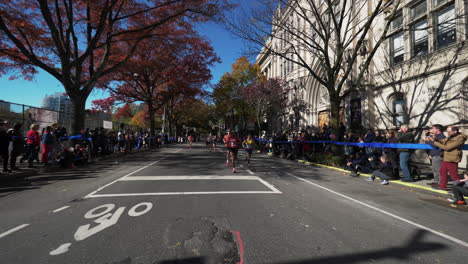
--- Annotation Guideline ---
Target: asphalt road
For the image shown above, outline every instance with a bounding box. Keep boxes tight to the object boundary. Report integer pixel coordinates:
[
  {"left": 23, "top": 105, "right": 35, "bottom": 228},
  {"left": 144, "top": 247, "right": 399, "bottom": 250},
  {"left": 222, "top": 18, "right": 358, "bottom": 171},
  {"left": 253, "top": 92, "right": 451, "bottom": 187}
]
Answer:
[{"left": 1, "top": 143, "right": 467, "bottom": 264}]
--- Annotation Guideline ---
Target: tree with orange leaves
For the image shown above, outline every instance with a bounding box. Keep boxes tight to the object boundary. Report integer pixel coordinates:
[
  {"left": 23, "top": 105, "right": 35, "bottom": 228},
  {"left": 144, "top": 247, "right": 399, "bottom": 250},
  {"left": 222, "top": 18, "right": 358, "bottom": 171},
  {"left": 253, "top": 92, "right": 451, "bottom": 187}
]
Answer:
[
  {"left": 93, "top": 25, "right": 219, "bottom": 136},
  {"left": 0, "top": 0, "right": 230, "bottom": 134}
]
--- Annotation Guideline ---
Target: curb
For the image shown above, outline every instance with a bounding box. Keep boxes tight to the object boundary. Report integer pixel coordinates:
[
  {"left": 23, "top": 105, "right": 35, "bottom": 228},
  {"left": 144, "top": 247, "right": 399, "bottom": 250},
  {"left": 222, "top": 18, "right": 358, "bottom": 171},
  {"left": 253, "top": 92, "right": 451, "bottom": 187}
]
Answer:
[{"left": 294, "top": 159, "right": 465, "bottom": 198}]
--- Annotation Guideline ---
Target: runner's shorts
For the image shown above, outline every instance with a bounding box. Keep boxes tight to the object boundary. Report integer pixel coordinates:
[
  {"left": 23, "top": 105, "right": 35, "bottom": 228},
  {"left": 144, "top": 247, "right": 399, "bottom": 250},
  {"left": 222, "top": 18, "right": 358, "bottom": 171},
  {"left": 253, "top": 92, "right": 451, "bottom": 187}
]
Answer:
[
  {"left": 245, "top": 149, "right": 253, "bottom": 154},
  {"left": 228, "top": 147, "right": 238, "bottom": 155}
]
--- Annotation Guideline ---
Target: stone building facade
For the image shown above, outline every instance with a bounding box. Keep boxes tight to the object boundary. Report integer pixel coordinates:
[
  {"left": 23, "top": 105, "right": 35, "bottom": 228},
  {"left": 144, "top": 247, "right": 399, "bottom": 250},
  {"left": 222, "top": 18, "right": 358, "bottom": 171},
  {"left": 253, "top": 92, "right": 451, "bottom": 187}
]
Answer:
[
  {"left": 256, "top": 0, "right": 468, "bottom": 167},
  {"left": 257, "top": 0, "right": 468, "bottom": 132}
]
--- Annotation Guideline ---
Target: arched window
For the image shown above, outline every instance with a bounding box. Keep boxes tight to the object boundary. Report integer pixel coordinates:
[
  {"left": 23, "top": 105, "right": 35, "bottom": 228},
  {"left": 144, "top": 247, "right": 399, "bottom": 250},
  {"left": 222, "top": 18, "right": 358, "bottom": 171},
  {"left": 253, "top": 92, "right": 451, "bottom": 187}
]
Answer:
[{"left": 392, "top": 93, "right": 407, "bottom": 126}]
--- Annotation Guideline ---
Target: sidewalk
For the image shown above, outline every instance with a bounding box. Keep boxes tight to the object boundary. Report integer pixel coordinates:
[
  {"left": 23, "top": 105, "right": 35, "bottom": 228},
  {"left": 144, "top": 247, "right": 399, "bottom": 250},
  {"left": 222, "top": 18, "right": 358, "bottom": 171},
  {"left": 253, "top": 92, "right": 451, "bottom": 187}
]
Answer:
[
  {"left": 0, "top": 147, "right": 164, "bottom": 182},
  {"left": 262, "top": 151, "right": 467, "bottom": 202}
]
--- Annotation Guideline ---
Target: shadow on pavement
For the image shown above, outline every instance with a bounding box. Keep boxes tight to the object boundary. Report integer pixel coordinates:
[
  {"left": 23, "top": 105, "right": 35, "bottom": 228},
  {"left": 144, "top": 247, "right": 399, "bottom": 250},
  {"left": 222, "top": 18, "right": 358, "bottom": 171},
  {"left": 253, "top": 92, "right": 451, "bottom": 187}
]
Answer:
[
  {"left": 274, "top": 229, "right": 447, "bottom": 264},
  {"left": 159, "top": 257, "right": 206, "bottom": 264},
  {"left": 109, "top": 230, "right": 447, "bottom": 264},
  {"left": 0, "top": 149, "right": 166, "bottom": 197}
]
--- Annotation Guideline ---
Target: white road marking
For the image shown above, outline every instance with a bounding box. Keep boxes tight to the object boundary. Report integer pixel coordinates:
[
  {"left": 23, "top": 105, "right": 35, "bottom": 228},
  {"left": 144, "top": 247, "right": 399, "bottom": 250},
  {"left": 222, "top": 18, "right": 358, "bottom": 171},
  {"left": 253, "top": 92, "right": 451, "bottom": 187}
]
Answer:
[
  {"left": 87, "top": 191, "right": 281, "bottom": 198},
  {"left": 120, "top": 175, "right": 260, "bottom": 181},
  {"left": 96, "top": 175, "right": 281, "bottom": 196},
  {"left": 84, "top": 204, "right": 115, "bottom": 219},
  {"left": 246, "top": 169, "right": 254, "bottom": 175},
  {"left": 128, "top": 202, "right": 153, "bottom": 217},
  {"left": 52, "top": 206, "right": 70, "bottom": 213},
  {"left": 84, "top": 149, "right": 183, "bottom": 198},
  {"left": 286, "top": 171, "right": 468, "bottom": 249},
  {"left": 256, "top": 178, "right": 282, "bottom": 193},
  {"left": 0, "top": 224, "right": 29, "bottom": 239},
  {"left": 74, "top": 207, "right": 126, "bottom": 241},
  {"left": 49, "top": 243, "right": 71, "bottom": 255}
]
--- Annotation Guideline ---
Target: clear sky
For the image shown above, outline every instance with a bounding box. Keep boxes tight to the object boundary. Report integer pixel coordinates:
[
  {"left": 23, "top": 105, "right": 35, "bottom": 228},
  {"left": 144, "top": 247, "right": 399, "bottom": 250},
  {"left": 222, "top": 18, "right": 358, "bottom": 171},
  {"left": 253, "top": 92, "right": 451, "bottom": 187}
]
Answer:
[{"left": 0, "top": 0, "right": 255, "bottom": 109}]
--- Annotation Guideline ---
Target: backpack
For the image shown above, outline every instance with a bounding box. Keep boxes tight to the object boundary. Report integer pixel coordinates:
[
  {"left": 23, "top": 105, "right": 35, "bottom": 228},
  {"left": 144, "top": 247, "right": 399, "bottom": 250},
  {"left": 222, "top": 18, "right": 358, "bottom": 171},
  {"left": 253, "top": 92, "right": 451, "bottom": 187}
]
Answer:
[{"left": 41, "top": 133, "right": 54, "bottom": 144}]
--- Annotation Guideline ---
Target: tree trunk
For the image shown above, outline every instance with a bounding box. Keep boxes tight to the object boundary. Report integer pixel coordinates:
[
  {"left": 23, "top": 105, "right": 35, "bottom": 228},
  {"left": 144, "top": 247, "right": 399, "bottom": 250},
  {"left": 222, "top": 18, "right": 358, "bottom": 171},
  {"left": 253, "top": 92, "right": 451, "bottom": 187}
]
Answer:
[
  {"left": 147, "top": 101, "right": 156, "bottom": 137},
  {"left": 329, "top": 96, "right": 341, "bottom": 136},
  {"left": 329, "top": 94, "right": 342, "bottom": 155},
  {"left": 69, "top": 95, "right": 87, "bottom": 135},
  {"left": 167, "top": 119, "right": 172, "bottom": 136}
]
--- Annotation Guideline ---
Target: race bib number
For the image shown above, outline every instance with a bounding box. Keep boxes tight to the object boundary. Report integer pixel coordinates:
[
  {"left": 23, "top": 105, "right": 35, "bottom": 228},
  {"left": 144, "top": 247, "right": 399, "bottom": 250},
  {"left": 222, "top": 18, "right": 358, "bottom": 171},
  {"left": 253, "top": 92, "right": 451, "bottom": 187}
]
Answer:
[{"left": 229, "top": 139, "right": 238, "bottom": 148}]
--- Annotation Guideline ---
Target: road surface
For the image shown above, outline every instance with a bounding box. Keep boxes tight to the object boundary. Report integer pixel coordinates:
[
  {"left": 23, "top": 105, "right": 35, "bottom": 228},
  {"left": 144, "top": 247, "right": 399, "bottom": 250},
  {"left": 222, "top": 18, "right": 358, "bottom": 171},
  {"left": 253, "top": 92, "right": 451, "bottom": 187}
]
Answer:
[{"left": 1, "top": 144, "right": 467, "bottom": 264}]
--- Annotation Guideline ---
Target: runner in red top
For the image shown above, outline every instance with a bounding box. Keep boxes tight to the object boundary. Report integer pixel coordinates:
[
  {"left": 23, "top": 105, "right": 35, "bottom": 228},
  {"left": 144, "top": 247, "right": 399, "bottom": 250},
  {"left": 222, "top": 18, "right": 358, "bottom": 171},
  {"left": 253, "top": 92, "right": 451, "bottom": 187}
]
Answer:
[
  {"left": 223, "top": 130, "right": 232, "bottom": 166},
  {"left": 227, "top": 131, "right": 240, "bottom": 173},
  {"left": 187, "top": 135, "right": 194, "bottom": 149}
]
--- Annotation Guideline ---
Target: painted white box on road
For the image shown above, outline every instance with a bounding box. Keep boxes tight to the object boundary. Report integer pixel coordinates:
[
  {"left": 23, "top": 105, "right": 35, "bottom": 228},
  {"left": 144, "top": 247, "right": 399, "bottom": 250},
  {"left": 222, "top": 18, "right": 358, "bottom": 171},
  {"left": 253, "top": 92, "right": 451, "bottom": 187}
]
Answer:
[{"left": 87, "top": 175, "right": 282, "bottom": 198}]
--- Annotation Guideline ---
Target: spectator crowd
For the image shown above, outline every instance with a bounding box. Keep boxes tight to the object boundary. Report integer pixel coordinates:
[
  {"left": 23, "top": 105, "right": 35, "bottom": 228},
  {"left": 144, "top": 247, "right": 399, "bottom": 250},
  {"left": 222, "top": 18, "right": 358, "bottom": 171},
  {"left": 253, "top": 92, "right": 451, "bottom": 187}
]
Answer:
[
  {"left": 0, "top": 119, "right": 169, "bottom": 174},
  {"left": 245, "top": 123, "right": 466, "bottom": 194}
]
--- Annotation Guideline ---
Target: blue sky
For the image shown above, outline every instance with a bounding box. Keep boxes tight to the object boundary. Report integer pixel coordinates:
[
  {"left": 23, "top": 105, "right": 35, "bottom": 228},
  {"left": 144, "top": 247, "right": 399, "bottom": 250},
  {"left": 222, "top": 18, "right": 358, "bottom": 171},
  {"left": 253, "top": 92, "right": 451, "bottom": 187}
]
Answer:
[{"left": 0, "top": 0, "right": 255, "bottom": 109}]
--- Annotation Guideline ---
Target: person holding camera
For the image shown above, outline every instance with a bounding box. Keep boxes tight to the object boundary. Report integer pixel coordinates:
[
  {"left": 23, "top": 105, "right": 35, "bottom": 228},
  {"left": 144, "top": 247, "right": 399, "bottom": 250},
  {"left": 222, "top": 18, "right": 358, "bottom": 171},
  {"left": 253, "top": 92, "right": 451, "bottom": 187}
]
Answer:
[
  {"left": 427, "top": 126, "right": 467, "bottom": 191},
  {"left": 424, "top": 124, "right": 445, "bottom": 186}
]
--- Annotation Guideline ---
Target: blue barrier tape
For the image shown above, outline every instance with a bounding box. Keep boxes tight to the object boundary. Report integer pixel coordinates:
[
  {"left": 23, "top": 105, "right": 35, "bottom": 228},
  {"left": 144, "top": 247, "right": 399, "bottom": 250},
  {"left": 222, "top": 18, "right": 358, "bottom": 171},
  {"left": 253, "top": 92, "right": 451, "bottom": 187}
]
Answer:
[
  {"left": 13, "top": 135, "right": 177, "bottom": 143},
  {"left": 68, "top": 135, "right": 93, "bottom": 141},
  {"left": 254, "top": 138, "right": 468, "bottom": 150}
]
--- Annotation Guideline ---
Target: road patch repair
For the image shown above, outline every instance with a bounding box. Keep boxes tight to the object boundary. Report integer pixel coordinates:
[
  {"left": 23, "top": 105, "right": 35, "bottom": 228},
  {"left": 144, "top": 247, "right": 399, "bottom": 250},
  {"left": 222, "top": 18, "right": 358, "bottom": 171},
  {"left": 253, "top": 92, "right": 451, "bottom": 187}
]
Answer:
[
  {"left": 86, "top": 175, "right": 282, "bottom": 198},
  {"left": 162, "top": 217, "right": 242, "bottom": 264}
]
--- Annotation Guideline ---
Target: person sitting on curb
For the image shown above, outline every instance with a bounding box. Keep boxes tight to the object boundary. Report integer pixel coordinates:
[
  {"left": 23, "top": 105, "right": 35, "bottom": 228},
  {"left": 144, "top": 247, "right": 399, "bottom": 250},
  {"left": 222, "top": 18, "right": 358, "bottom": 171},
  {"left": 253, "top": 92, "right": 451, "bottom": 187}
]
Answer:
[
  {"left": 451, "top": 172, "right": 468, "bottom": 206},
  {"left": 427, "top": 126, "right": 467, "bottom": 191},
  {"left": 345, "top": 152, "right": 371, "bottom": 177},
  {"left": 366, "top": 154, "right": 396, "bottom": 185}
]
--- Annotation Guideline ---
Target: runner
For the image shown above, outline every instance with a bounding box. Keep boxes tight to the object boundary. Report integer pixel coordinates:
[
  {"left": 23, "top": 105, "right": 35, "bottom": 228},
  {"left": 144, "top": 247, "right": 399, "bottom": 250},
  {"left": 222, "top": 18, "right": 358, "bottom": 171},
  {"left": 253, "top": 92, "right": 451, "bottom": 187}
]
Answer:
[
  {"left": 227, "top": 130, "right": 240, "bottom": 173},
  {"left": 206, "top": 134, "right": 211, "bottom": 150},
  {"left": 187, "top": 134, "right": 194, "bottom": 149},
  {"left": 223, "top": 130, "right": 232, "bottom": 166},
  {"left": 243, "top": 134, "right": 255, "bottom": 165},
  {"left": 211, "top": 134, "right": 217, "bottom": 152}
]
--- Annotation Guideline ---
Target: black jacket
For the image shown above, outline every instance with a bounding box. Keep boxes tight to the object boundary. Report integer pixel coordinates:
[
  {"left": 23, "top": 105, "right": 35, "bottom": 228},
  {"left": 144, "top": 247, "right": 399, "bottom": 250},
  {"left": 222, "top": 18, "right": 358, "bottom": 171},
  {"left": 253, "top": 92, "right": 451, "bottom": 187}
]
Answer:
[
  {"left": 370, "top": 161, "right": 396, "bottom": 179},
  {"left": 0, "top": 128, "right": 11, "bottom": 155},
  {"left": 397, "top": 131, "right": 414, "bottom": 152}
]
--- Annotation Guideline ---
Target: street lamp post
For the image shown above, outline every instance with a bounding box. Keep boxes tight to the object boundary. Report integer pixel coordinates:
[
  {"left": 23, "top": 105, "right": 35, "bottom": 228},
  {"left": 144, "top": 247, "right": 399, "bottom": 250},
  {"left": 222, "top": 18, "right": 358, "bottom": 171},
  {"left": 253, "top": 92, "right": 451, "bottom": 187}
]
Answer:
[
  {"left": 212, "top": 124, "right": 223, "bottom": 139},
  {"left": 184, "top": 125, "right": 196, "bottom": 136}
]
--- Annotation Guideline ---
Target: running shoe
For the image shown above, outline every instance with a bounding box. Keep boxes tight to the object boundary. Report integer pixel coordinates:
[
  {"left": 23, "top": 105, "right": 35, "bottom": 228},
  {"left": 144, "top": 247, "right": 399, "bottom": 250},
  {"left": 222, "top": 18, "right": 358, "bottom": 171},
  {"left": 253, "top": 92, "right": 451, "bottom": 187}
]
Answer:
[
  {"left": 381, "top": 180, "right": 389, "bottom": 185},
  {"left": 232, "top": 168, "right": 236, "bottom": 173},
  {"left": 366, "top": 177, "right": 374, "bottom": 182}
]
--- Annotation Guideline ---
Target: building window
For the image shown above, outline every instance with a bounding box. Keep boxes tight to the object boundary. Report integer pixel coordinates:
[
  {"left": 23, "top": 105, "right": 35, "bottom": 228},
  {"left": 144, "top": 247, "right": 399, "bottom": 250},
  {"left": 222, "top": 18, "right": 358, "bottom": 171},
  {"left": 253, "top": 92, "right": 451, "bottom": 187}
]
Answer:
[
  {"left": 435, "top": 4, "right": 456, "bottom": 49},
  {"left": 463, "top": 80, "right": 468, "bottom": 120},
  {"left": 280, "top": 62, "right": 283, "bottom": 78},
  {"left": 391, "top": 14, "right": 403, "bottom": 31},
  {"left": 291, "top": 53, "right": 295, "bottom": 72},
  {"left": 433, "top": 0, "right": 449, "bottom": 7},
  {"left": 412, "top": 19, "right": 429, "bottom": 56},
  {"left": 393, "top": 94, "right": 406, "bottom": 126},
  {"left": 391, "top": 32, "right": 404, "bottom": 64},
  {"left": 465, "top": 0, "right": 468, "bottom": 39},
  {"left": 411, "top": 1, "right": 427, "bottom": 20}
]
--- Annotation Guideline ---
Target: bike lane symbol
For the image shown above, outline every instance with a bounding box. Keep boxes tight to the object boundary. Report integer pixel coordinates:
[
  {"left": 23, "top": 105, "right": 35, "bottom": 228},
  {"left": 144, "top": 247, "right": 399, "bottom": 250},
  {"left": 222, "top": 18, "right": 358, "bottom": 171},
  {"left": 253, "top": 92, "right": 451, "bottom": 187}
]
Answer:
[{"left": 50, "top": 202, "right": 153, "bottom": 256}]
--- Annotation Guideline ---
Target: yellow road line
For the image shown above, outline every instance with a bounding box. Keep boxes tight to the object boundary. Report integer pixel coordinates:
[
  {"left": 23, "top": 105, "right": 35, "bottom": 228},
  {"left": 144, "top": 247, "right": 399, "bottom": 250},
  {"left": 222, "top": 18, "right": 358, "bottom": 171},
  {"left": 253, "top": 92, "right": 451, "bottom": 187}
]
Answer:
[{"left": 302, "top": 161, "right": 451, "bottom": 195}]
